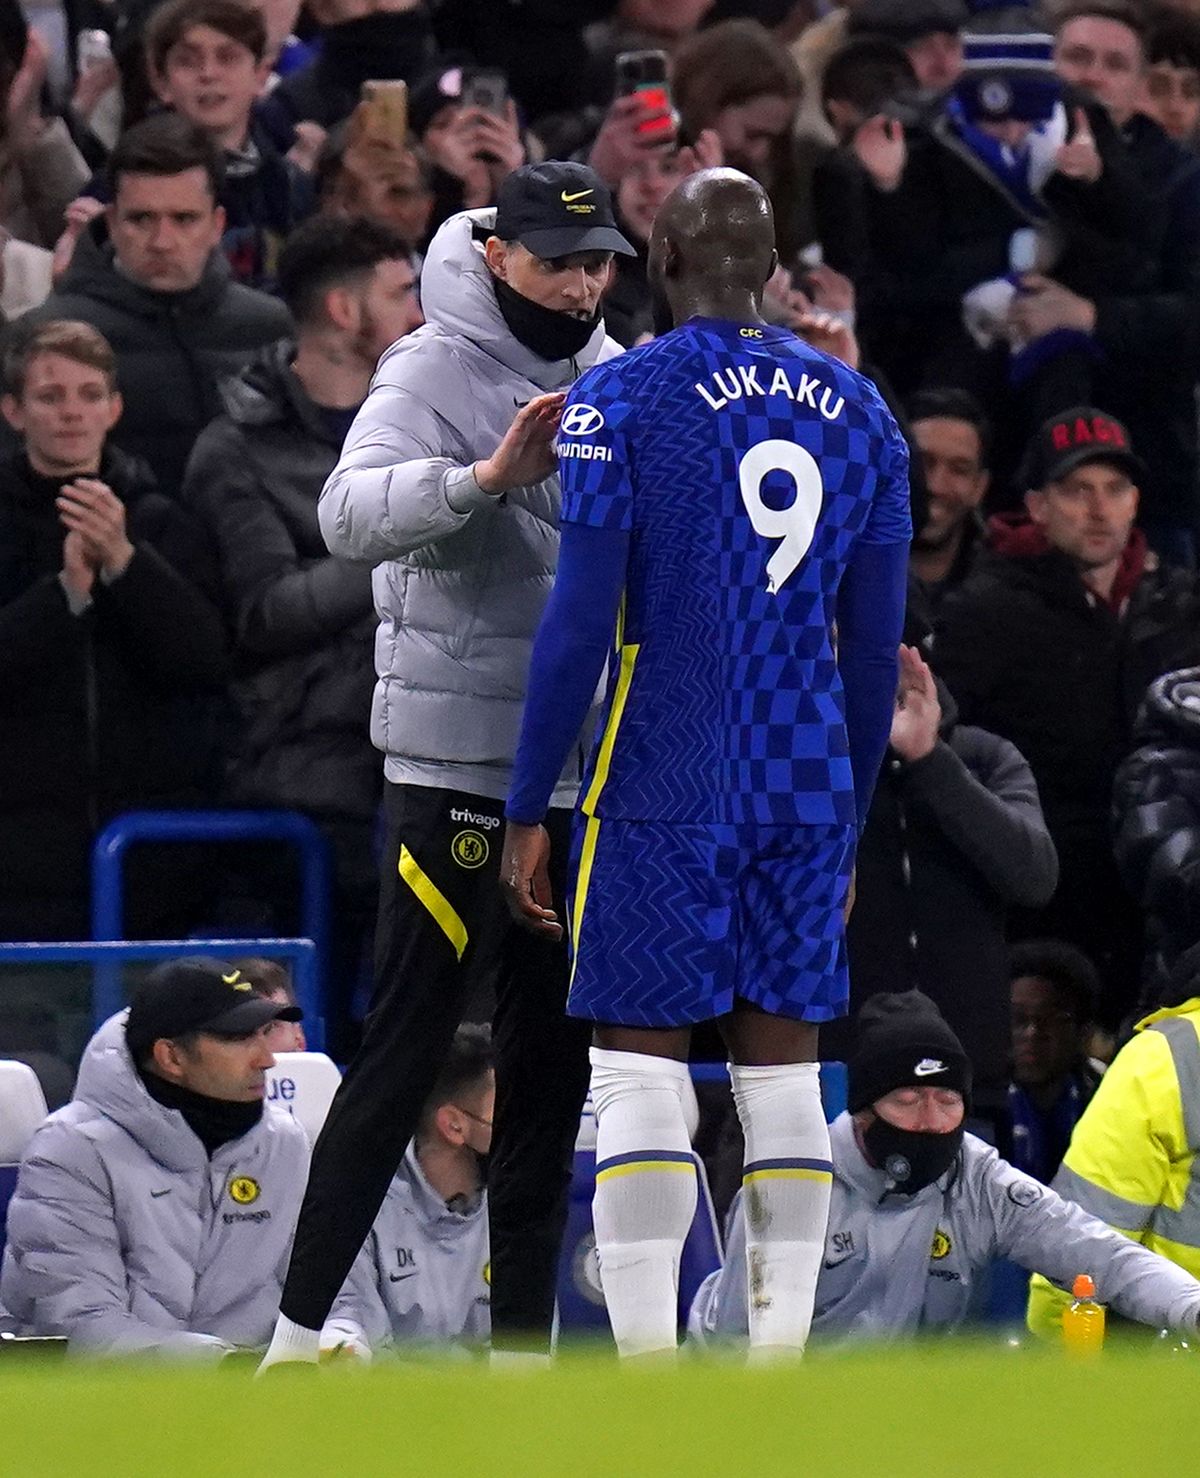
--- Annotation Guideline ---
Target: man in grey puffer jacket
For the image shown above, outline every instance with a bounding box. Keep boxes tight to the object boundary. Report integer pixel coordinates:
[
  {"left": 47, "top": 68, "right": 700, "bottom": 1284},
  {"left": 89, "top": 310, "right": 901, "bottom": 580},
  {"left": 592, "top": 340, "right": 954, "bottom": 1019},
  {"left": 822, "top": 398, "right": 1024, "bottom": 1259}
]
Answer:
[
  {"left": 262, "top": 160, "right": 635, "bottom": 1369},
  {"left": 690, "top": 992, "right": 1200, "bottom": 1344},
  {"left": 0, "top": 959, "right": 309, "bottom": 1358}
]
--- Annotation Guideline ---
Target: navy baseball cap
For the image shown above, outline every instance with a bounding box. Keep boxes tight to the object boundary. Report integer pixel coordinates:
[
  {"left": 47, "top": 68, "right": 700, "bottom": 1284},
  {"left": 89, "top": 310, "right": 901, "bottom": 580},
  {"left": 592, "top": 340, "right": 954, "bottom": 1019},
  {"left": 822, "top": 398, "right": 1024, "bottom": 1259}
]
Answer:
[
  {"left": 494, "top": 161, "right": 635, "bottom": 260},
  {"left": 125, "top": 957, "right": 302, "bottom": 1060}
]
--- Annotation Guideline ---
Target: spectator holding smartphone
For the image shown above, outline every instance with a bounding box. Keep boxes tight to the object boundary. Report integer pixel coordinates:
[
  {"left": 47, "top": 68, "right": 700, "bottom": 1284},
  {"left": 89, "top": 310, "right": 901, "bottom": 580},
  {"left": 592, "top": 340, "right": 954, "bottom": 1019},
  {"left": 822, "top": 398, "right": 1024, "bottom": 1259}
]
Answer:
[
  {"left": 410, "top": 61, "right": 528, "bottom": 234},
  {"left": 59, "top": 0, "right": 314, "bottom": 291}
]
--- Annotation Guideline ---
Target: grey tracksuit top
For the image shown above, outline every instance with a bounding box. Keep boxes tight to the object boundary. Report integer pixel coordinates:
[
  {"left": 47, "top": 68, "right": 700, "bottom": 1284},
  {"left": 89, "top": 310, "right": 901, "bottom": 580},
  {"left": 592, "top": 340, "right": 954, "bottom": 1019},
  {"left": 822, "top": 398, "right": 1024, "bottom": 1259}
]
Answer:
[
  {"left": 0, "top": 1013, "right": 309, "bottom": 1358},
  {"left": 689, "top": 1112, "right": 1200, "bottom": 1343},
  {"left": 323, "top": 1144, "right": 489, "bottom": 1354},
  {"left": 318, "top": 207, "right": 622, "bottom": 804}
]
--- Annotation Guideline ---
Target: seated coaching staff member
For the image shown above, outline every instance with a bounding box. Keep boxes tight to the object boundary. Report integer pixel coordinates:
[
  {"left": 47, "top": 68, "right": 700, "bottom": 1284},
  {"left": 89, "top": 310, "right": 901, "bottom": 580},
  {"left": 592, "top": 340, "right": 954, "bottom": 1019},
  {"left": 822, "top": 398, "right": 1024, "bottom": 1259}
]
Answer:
[{"left": 0, "top": 959, "right": 308, "bottom": 1358}]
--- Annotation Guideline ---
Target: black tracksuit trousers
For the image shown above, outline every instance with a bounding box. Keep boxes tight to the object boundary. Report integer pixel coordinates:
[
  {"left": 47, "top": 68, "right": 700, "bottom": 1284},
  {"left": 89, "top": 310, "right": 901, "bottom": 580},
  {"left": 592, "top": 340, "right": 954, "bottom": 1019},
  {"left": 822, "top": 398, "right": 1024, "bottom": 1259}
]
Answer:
[{"left": 279, "top": 782, "right": 592, "bottom": 1347}]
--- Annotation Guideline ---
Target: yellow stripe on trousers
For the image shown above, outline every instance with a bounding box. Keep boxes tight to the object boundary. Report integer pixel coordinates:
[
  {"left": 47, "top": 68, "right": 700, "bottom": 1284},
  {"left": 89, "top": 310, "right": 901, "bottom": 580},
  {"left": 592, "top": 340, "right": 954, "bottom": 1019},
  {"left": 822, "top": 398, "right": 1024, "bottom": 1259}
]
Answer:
[
  {"left": 398, "top": 844, "right": 469, "bottom": 961},
  {"left": 570, "top": 638, "right": 640, "bottom": 985}
]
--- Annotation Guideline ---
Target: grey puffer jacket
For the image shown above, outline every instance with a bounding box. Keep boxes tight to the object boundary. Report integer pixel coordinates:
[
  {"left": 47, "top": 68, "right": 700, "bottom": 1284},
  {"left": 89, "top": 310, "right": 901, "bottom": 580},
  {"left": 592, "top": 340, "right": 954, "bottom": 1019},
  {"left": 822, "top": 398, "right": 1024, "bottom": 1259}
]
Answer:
[
  {"left": 0, "top": 1014, "right": 309, "bottom": 1359},
  {"left": 689, "top": 1112, "right": 1200, "bottom": 1344},
  {"left": 318, "top": 208, "right": 621, "bottom": 804},
  {"left": 323, "top": 1143, "right": 489, "bottom": 1355}
]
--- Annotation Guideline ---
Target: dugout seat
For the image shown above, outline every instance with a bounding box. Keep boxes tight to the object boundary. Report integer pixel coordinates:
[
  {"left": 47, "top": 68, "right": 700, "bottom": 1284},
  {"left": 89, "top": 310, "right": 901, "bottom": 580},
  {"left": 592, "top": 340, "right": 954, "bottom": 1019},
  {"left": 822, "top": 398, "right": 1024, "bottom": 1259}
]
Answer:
[
  {"left": 556, "top": 1149, "right": 723, "bottom": 1336},
  {"left": 0, "top": 1061, "right": 48, "bottom": 1259},
  {"left": 265, "top": 1053, "right": 341, "bottom": 1143}
]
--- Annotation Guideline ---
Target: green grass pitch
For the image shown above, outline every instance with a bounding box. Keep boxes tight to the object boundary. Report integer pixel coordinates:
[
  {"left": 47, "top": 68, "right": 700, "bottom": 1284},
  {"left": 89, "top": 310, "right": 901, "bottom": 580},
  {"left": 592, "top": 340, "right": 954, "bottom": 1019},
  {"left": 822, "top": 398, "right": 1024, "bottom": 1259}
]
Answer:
[{"left": 0, "top": 1340, "right": 1190, "bottom": 1477}]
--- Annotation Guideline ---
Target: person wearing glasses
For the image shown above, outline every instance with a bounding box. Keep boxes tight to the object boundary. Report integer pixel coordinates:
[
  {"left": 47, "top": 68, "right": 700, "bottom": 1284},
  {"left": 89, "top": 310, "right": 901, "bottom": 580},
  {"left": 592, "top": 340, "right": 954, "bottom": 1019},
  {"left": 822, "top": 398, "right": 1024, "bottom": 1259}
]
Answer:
[
  {"left": 1003, "top": 939, "right": 1104, "bottom": 1185},
  {"left": 320, "top": 1027, "right": 494, "bottom": 1359}
]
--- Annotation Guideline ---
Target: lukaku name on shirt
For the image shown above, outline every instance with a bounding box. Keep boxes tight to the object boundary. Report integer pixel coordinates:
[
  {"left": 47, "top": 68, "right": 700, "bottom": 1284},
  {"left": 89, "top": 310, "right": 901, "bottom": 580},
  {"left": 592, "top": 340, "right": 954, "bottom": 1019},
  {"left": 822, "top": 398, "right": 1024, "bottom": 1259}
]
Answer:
[
  {"left": 546, "top": 317, "right": 911, "bottom": 829},
  {"left": 693, "top": 361, "right": 846, "bottom": 422}
]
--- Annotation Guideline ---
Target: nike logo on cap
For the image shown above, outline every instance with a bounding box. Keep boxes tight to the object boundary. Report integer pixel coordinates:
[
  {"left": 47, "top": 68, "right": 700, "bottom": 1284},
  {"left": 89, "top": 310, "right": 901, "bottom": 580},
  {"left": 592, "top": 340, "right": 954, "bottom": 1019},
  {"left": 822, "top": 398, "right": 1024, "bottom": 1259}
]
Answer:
[
  {"left": 561, "top": 189, "right": 594, "bottom": 203},
  {"left": 913, "top": 1059, "right": 947, "bottom": 1077}
]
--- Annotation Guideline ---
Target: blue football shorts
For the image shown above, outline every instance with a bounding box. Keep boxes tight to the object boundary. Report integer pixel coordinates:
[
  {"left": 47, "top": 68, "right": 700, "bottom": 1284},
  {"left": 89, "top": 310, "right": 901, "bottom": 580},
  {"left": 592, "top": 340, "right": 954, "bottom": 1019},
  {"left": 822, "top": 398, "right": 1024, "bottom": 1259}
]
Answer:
[{"left": 565, "top": 816, "right": 854, "bottom": 1028}]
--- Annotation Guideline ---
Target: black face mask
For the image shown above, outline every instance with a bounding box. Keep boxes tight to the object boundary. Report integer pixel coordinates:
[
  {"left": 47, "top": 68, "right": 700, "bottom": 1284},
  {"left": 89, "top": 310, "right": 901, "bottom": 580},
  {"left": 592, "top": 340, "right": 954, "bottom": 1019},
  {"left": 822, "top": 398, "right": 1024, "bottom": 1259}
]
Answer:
[
  {"left": 493, "top": 276, "right": 599, "bottom": 363},
  {"left": 863, "top": 1115, "right": 963, "bottom": 1195}
]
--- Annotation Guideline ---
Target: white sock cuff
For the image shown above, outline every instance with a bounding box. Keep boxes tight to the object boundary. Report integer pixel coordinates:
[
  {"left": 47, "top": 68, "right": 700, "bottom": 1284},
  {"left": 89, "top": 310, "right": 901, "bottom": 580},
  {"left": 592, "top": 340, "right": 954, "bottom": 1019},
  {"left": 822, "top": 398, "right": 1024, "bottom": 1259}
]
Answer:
[
  {"left": 728, "top": 1060, "right": 820, "bottom": 1090},
  {"left": 590, "top": 1046, "right": 691, "bottom": 1083}
]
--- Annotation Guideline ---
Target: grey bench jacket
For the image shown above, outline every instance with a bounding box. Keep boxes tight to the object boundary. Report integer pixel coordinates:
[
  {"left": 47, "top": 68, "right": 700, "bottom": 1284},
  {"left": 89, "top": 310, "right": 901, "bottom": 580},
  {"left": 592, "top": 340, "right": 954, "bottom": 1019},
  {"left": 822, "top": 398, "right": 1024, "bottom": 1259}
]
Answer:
[
  {"left": 0, "top": 1013, "right": 309, "bottom": 1358},
  {"left": 689, "top": 1111, "right": 1200, "bottom": 1343}
]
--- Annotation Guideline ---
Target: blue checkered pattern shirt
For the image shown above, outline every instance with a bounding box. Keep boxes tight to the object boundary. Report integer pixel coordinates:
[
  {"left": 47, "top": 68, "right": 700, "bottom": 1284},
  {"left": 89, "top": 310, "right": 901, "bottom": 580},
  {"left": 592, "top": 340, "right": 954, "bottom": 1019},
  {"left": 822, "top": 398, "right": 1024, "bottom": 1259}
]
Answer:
[{"left": 554, "top": 318, "right": 911, "bottom": 828}]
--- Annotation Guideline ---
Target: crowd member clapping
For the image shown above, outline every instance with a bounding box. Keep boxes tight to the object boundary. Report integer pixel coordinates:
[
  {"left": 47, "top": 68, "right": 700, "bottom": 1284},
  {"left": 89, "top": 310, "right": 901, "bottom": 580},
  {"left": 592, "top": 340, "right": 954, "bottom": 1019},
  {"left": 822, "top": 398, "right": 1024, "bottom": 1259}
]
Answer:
[
  {"left": 834, "top": 641, "right": 1057, "bottom": 1113},
  {"left": 0, "top": 319, "right": 225, "bottom": 942}
]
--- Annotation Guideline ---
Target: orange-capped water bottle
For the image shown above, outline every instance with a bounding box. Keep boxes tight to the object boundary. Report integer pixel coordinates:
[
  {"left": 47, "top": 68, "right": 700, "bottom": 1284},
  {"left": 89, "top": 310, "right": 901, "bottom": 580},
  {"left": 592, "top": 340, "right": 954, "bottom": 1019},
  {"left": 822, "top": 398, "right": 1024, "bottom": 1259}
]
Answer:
[{"left": 1062, "top": 1274, "right": 1106, "bottom": 1355}]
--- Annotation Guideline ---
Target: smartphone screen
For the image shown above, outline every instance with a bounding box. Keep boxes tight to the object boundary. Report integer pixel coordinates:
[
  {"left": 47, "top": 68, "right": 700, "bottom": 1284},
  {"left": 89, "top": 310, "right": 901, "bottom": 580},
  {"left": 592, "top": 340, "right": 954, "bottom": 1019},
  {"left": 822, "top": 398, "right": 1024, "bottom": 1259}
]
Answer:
[
  {"left": 615, "top": 50, "right": 674, "bottom": 138},
  {"left": 463, "top": 69, "right": 508, "bottom": 118},
  {"left": 359, "top": 79, "right": 408, "bottom": 147}
]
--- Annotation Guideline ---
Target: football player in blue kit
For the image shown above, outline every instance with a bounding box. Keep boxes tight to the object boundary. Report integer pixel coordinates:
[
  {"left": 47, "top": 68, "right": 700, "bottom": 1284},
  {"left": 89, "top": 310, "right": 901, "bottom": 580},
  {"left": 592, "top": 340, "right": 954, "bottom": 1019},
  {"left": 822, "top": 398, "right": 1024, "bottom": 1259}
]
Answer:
[{"left": 501, "top": 170, "right": 910, "bottom": 1359}]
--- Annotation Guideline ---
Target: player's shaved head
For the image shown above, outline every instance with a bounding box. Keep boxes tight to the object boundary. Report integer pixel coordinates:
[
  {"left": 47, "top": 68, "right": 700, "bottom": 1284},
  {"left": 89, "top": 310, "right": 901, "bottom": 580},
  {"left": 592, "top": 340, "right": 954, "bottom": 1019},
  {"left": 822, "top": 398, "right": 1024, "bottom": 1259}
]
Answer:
[{"left": 647, "top": 168, "right": 778, "bottom": 329}]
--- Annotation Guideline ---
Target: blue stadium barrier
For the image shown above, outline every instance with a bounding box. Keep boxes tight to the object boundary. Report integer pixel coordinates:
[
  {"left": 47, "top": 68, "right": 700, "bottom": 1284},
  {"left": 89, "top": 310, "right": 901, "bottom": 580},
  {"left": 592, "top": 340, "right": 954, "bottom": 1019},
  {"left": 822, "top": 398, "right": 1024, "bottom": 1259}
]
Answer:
[
  {"left": 0, "top": 938, "right": 322, "bottom": 1049},
  {"left": 90, "top": 809, "right": 331, "bottom": 1033},
  {"left": 689, "top": 1059, "right": 849, "bottom": 1120}
]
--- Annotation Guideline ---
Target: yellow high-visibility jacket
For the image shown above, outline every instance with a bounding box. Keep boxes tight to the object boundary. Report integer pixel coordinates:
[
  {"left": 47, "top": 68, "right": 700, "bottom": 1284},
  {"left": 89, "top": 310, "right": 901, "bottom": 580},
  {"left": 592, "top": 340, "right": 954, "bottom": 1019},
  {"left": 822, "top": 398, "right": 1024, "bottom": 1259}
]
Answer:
[{"left": 1028, "top": 997, "right": 1200, "bottom": 1338}]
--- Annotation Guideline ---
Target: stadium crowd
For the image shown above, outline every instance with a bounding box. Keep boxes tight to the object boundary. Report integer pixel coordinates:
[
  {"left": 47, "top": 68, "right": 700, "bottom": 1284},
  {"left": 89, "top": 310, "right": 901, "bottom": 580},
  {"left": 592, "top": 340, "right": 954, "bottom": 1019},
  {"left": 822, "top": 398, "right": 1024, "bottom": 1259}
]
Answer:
[{"left": 3, "top": 0, "right": 1200, "bottom": 1359}]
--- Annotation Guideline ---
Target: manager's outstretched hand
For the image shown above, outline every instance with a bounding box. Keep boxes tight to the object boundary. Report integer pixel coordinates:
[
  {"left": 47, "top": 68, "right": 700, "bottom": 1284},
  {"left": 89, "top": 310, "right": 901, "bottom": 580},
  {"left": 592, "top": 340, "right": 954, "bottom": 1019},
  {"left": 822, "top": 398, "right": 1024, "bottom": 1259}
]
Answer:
[
  {"left": 500, "top": 821, "right": 563, "bottom": 939},
  {"left": 474, "top": 392, "right": 565, "bottom": 496}
]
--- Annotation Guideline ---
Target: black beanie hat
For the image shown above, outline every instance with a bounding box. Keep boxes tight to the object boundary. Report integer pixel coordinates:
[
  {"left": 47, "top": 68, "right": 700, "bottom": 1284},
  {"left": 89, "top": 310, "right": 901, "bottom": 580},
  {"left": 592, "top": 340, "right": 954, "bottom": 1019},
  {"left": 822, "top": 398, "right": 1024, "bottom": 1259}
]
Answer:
[{"left": 848, "top": 990, "right": 972, "bottom": 1113}]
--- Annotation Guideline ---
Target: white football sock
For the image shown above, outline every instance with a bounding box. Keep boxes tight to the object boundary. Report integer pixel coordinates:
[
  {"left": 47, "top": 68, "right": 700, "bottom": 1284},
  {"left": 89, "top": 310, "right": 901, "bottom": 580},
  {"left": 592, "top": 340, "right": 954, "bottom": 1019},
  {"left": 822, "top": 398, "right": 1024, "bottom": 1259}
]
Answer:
[
  {"left": 589, "top": 1047, "right": 698, "bottom": 1358},
  {"left": 730, "top": 1061, "right": 832, "bottom": 1355},
  {"left": 256, "top": 1313, "right": 320, "bottom": 1373}
]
